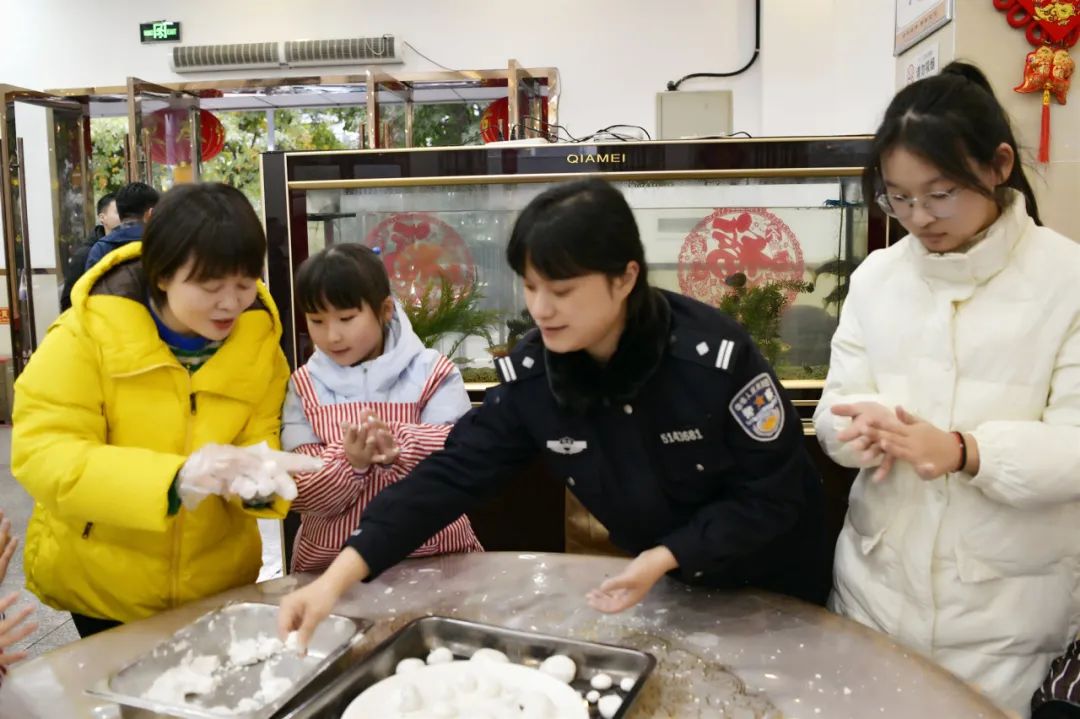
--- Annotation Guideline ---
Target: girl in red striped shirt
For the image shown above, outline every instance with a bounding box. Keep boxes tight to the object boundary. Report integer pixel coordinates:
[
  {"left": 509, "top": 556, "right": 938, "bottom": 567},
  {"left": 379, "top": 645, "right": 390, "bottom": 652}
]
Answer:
[{"left": 281, "top": 244, "right": 481, "bottom": 572}]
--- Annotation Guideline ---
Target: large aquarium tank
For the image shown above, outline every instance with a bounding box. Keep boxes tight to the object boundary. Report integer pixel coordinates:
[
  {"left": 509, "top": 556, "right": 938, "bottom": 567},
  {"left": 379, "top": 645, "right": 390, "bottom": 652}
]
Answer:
[{"left": 261, "top": 138, "right": 888, "bottom": 415}]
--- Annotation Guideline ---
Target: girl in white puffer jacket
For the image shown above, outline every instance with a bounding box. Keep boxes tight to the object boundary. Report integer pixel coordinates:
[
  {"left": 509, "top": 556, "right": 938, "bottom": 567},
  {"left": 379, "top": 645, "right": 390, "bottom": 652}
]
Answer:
[{"left": 815, "top": 62, "right": 1080, "bottom": 718}]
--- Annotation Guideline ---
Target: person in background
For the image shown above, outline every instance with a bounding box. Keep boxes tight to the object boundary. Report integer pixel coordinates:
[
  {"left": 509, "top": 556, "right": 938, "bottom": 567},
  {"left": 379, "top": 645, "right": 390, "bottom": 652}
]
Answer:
[
  {"left": 97, "top": 193, "right": 121, "bottom": 236},
  {"left": 0, "top": 509, "right": 36, "bottom": 683},
  {"left": 12, "top": 183, "right": 295, "bottom": 638},
  {"left": 83, "top": 181, "right": 159, "bottom": 272},
  {"left": 814, "top": 62, "right": 1080, "bottom": 716},
  {"left": 60, "top": 193, "right": 119, "bottom": 311},
  {"left": 281, "top": 243, "right": 481, "bottom": 572},
  {"left": 278, "top": 178, "right": 828, "bottom": 647}
]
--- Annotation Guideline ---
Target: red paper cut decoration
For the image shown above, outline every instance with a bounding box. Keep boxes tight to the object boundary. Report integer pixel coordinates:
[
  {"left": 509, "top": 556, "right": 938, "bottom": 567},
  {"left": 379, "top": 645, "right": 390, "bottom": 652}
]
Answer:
[
  {"left": 678, "top": 208, "right": 805, "bottom": 307},
  {"left": 363, "top": 212, "right": 476, "bottom": 304}
]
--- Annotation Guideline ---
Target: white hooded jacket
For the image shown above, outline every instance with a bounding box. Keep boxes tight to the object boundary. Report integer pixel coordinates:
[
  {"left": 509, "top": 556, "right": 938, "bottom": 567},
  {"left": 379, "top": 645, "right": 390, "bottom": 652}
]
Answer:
[{"left": 815, "top": 191, "right": 1080, "bottom": 716}]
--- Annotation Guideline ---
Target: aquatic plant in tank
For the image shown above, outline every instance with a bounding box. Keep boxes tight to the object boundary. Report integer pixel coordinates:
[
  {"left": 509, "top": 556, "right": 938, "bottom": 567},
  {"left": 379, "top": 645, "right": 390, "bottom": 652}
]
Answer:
[
  {"left": 487, "top": 309, "right": 537, "bottom": 358},
  {"left": 718, "top": 273, "right": 814, "bottom": 370},
  {"left": 461, "top": 309, "right": 539, "bottom": 384},
  {"left": 812, "top": 257, "right": 861, "bottom": 312},
  {"left": 403, "top": 275, "right": 501, "bottom": 360}
]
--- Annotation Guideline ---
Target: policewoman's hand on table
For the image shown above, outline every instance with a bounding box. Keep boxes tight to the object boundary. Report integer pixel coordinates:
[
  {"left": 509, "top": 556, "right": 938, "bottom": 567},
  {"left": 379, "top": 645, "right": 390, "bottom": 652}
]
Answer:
[
  {"left": 279, "top": 547, "right": 371, "bottom": 652},
  {"left": 586, "top": 545, "right": 680, "bottom": 613}
]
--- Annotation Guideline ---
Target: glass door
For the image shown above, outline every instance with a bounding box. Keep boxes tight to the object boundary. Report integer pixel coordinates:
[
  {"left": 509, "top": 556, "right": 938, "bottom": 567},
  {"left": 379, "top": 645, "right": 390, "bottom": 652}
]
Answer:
[{"left": 0, "top": 85, "right": 92, "bottom": 376}]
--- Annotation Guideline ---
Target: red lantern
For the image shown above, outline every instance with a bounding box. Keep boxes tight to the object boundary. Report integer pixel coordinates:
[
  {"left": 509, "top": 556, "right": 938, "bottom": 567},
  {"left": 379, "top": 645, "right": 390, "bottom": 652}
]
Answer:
[
  {"left": 479, "top": 97, "right": 509, "bottom": 143},
  {"left": 146, "top": 108, "right": 225, "bottom": 165},
  {"left": 479, "top": 96, "right": 551, "bottom": 143}
]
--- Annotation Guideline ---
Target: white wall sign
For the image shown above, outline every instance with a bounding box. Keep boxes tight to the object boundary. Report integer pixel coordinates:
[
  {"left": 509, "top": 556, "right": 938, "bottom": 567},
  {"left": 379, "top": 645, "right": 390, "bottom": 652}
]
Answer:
[
  {"left": 895, "top": 0, "right": 953, "bottom": 55},
  {"left": 902, "top": 43, "right": 941, "bottom": 86}
]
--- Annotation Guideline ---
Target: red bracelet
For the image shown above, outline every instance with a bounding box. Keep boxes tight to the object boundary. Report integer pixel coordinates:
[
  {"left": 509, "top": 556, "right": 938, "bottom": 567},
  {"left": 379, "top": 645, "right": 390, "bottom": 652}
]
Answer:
[{"left": 952, "top": 431, "right": 967, "bottom": 473}]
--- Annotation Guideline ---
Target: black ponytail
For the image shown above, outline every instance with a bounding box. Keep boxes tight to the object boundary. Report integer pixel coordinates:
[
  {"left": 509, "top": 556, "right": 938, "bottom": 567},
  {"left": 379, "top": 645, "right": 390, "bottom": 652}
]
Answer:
[{"left": 863, "top": 61, "right": 1041, "bottom": 225}]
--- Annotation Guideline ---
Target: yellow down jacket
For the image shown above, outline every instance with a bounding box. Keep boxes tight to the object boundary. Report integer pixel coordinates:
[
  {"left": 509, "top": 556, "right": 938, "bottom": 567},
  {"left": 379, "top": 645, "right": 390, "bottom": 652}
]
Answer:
[{"left": 12, "top": 242, "right": 290, "bottom": 622}]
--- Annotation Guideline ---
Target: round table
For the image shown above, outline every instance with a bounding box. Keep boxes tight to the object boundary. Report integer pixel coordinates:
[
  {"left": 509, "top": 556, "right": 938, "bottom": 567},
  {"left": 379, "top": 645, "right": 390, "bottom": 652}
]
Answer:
[{"left": 2, "top": 552, "right": 1009, "bottom": 718}]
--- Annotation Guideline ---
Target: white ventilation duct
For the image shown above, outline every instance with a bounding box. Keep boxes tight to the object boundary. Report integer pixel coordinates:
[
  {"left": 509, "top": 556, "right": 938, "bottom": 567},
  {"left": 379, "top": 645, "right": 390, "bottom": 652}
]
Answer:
[{"left": 169, "top": 35, "right": 402, "bottom": 73}]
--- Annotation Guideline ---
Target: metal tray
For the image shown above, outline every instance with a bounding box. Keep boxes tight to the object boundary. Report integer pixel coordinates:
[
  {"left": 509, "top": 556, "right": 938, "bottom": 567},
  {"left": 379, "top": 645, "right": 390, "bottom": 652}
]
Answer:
[
  {"left": 86, "top": 601, "right": 370, "bottom": 719},
  {"left": 276, "top": 616, "right": 657, "bottom": 718}
]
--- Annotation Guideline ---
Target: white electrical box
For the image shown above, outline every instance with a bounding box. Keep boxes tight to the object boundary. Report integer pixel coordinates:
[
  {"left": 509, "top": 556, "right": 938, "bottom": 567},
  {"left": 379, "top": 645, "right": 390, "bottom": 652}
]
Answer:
[{"left": 655, "top": 90, "right": 734, "bottom": 140}]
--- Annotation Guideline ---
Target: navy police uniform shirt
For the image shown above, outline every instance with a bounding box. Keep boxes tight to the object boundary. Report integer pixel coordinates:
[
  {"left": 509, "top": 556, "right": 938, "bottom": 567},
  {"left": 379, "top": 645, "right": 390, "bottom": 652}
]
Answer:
[{"left": 348, "top": 289, "right": 829, "bottom": 604}]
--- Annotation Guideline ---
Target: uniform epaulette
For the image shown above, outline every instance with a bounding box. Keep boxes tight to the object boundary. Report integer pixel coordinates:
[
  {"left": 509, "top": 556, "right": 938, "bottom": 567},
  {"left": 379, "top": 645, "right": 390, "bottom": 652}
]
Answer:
[
  {"left": 662, "top": 290, "right": 749, "bottom": 374},
  {"left": 495, "top": 331, "right": 546, "bottom": 384},
  {"left": 667, "top": 327, "right": 742, "bottom": 374}
]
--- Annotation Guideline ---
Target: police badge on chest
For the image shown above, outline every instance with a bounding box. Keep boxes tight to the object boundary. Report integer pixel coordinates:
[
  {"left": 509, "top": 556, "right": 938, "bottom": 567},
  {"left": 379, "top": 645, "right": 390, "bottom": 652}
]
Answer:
[
  {"left": 729, "top": 372, "right": 784, "bottom": 442},
  {"left": 546, "top": 437, "right": 588, "bottom": 455}
]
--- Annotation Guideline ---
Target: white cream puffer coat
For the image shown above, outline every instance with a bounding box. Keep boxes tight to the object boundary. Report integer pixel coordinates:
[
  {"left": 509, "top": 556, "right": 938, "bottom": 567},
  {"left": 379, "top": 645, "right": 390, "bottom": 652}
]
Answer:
[{"left": 815, "top": 191, "right": 1080, "bottom": 717}]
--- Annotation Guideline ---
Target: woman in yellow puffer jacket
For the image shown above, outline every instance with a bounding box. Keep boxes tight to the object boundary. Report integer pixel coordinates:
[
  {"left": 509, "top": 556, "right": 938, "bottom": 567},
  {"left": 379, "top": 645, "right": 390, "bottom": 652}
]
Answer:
[{"left": 12, "top": 183, "right": 291, "bottom": 637}]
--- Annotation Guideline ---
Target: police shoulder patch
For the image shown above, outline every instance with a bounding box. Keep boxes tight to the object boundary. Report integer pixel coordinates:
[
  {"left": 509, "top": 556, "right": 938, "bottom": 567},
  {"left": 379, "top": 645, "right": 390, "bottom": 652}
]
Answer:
[{"left": 728, "top": 372, "right": 784, "bottom": 442}]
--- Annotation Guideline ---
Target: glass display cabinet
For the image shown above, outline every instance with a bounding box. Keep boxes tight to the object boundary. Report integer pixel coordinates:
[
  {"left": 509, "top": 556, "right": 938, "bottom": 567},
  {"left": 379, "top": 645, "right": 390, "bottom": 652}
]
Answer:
[
  {"left": 261, "top": 137, "right": 886, "bottom": 414},
  {"left": 260, "top": 137, "right": 889, "bottom": 558}
]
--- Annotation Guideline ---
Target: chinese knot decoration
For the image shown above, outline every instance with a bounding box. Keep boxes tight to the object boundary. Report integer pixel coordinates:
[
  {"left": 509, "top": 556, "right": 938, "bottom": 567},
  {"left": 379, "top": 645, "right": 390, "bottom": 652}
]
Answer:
[{"left": 994, "top": 0, "right": 1080, "bottom": 162}]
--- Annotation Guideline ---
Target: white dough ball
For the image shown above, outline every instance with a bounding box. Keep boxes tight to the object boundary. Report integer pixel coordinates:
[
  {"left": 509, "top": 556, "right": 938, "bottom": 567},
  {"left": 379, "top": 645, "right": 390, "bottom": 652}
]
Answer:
[
  {"left": 276, "top": 477, "right": 298, "bottom": 501},
  {"left": 392, "top": 683, "right": 422, "bottom": 712},
  {"left": 255, "top": 474, "right": 276, "bottom": 496},
  {"left": 537, "top": 654, "right": 576, "bottom": 684},
  {"left": 233, "top": 477, "right": 258, "bottom": 500},
  {"left": 619, "top": 676, "right": 635, "bottom": 692},
  {"left": 394, "top": 657, "right": 426, "bottom": 675},
  {"left": 590, "top": 672, "right": 613, "bottom": 691},
  {"left": 283, "top": 631, "right": 301, "bottom": 654},
  {"left": 427, "top": 646, "right": 455, "bottom": 665},
  {"left": 597, "top": 693, "right": 623, "bottom": 718},
  {"left": 470, "top": 647, "right": 510, "bottom": 664},
  {"left": 586, "top": 690, "right": 600, "bottom": 703}
]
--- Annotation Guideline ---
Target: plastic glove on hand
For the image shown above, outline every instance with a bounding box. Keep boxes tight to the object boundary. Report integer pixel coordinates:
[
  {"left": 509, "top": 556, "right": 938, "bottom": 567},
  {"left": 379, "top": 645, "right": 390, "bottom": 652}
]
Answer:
[
  {"left": 226, "top": 443, "right": 324, "bottom": 505},
  {"left": 178, "top": 444, "right": 264, "bottom": 511}
]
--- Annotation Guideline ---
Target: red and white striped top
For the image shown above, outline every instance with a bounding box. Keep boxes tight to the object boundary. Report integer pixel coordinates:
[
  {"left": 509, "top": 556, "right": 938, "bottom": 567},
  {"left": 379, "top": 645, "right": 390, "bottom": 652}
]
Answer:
[{"left": 288, "top": 355, "right": 482, "bottom": 572}]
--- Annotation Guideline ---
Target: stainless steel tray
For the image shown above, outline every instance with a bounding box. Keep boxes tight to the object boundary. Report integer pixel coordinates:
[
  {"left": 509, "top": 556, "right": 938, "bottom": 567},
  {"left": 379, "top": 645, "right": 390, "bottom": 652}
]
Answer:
[
  {"left": 85, "top": 601, "right": 370, "bottom": 719},
  {"left": 277, "top": 616, "right": 657, "bottom": 718}
]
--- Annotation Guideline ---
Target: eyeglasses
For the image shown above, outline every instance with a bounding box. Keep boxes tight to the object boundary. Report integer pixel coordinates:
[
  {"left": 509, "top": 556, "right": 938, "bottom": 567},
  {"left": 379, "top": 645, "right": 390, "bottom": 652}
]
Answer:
[{"left": 875, "top": 187, "right": 965, "bottom": 220}]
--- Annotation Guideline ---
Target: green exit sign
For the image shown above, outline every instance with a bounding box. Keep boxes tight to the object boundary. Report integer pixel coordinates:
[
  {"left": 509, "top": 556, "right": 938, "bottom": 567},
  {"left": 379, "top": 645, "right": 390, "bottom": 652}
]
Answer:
[{"left": 140, "top": 21, "right": 181, "bottom": 43}]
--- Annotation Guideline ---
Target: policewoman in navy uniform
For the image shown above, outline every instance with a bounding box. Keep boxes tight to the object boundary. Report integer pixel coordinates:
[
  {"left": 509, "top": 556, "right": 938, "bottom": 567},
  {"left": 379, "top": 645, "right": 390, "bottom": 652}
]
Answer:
[{"left": 279, "top": 178, "right": 829, "bottom": 643}]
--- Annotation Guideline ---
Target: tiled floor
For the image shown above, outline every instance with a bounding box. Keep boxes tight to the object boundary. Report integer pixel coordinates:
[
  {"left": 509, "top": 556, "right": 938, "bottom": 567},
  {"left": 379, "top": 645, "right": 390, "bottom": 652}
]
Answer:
[{"left": 0, "top": 427, "right": 284, "bottom": 661}]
